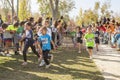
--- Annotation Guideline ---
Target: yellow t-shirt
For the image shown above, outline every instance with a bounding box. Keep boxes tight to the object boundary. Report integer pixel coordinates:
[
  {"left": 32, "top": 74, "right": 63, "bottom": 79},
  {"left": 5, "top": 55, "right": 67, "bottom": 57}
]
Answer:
[{"left": 6, "top": 25, "right": 18, "bottom": 31}]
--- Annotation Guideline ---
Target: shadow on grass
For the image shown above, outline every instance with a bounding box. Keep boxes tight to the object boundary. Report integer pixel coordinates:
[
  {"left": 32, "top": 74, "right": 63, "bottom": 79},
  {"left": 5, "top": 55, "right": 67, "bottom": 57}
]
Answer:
[
  {"left": 0, "top": 67, "right": 51, "bottom": 80},
  {"left": 0, "top": 47, "right": 104, "bottom": 80}
]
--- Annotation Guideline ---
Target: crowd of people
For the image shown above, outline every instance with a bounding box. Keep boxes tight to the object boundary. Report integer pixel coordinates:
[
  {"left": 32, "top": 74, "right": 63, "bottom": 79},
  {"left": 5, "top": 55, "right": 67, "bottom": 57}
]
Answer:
[{"left": 0, "top": 14, "right": 120, "bottom": 68}]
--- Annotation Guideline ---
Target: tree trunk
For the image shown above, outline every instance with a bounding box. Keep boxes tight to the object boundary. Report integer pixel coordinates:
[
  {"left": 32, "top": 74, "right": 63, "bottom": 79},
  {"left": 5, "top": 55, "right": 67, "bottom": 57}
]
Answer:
[
  {"left": 49, "top": 0, "right": 59, "bottom": 21},
  {"left": 11, "top": 0, "right": 15, "bottom": 23}
]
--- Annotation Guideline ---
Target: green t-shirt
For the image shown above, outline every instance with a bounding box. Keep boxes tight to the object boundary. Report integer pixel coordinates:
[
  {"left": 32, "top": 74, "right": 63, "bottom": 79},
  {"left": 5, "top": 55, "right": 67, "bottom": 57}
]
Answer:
[
  {"left": 17, "top": 26, "right": 24, "bottom": 34},
  {"left": 84, "top": 33, "right": 95, "bottom": 47},
  {"left": 70, "top": 31, "right": 76, "bottom": 37}
]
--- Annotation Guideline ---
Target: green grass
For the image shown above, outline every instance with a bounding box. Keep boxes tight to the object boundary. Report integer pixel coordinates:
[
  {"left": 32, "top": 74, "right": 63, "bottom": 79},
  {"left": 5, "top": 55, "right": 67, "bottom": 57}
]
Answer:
[{"left": 0, "top": 47, "right": 104, "bottom": 80}]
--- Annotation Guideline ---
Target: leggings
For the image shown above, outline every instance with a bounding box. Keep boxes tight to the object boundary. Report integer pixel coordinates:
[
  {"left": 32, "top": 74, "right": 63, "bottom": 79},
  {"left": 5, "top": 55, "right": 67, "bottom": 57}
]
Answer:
[
  {"left": 43, "top": 50, "right": 50, "bottom": 65},
  {"left": 23, "top": 43, "right": 40, "bottom": 62}
]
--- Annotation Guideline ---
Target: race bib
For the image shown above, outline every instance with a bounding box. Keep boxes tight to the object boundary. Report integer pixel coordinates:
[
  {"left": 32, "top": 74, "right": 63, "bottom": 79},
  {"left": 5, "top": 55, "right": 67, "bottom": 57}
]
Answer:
[{"left": 42, "top": 38, "right": 48, "bottom": 44}]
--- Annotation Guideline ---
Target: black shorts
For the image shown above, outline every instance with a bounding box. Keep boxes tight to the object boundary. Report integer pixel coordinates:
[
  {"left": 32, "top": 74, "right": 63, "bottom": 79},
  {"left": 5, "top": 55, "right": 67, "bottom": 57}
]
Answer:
[
  {"left": 77, "top": 37, "right": 83, "bottom": 43},
  {"left": 95, "top": 38, "right": 100, "bottom": 44},
  {"left": 87, "top": 47, "right": 93, "bottom": 49}
]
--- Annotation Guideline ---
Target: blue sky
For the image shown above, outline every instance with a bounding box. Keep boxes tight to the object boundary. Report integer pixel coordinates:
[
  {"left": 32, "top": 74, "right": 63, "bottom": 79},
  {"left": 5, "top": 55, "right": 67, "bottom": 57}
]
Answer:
[{"left": 30, "top": 0, "right": 120, "bottom": 18}]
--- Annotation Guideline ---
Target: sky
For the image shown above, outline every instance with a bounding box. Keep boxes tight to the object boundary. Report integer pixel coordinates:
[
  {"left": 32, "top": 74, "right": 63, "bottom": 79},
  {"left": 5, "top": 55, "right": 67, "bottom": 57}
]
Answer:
[
  {"left": 30, "top": 0, "right": 120, "bottom": 19},
  {"left": 1, "top": 0, "right": 120, "bottom": 19}
]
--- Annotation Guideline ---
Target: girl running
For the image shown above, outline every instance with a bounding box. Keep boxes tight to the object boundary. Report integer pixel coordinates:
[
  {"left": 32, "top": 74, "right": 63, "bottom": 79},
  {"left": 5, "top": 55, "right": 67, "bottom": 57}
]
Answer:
[
  {"left": 76, "top": 26, "right": 83, "bottom": 53},
  {"left": 21, "top": 22, "right": 40, "bottom": 66},
  {"left": 84, "top": 27, "right": 95, "bottom": 59},
  {"left": 94, "top": 27, "right": 100, "bottom": 51}
]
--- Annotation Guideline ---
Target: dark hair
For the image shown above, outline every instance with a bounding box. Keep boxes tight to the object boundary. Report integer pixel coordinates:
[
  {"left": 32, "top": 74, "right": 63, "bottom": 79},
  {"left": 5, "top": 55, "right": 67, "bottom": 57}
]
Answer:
[
  {"left": 13, "top": 21, "right": 19, "bottom": 27},
  {"left": 29, "top": 17, "right": 34, "bottom": 22},
  {"left": 60, "top": 16, "right": 63, "bottom": 19},
  {"left": 2, "top": 23, "right": 8, "bottom": 29},
  {"left": 26, "top": 22, "right": 32, "bottom": 27},
  {"left": 58, "top": 20, "right": 61, "bottom": 23},
  {"left": 76, "top": 26, "right": 81, "bottom": 30},
  {"left": 37, "top": 17, "right": 42, "bottom": 23},
  {"left": 46, "top": 17, "right": 50, "bottom": 21},
  {"left": 54, "top": 20, "right": 58, "bottom": 28},
  {"left": 20, "top": 21, "right": 25, "bottom": 26},
  {"left": 112, "top": 19, "right": 115, "bottom": 23}
]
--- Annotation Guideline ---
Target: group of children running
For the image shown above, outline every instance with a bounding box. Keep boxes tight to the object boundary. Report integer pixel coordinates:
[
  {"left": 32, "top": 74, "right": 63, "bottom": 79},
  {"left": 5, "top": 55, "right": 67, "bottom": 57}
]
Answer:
[{"left": 0, "top": 15, "right": 120, "bottom": 68}]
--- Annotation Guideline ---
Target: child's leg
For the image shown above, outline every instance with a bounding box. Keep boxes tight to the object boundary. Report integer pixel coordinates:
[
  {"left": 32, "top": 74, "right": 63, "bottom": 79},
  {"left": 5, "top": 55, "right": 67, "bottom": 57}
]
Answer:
[
  {"left": 43, "top": 50, "right": 50, "bottom": 65},
  {"left": 88, "top": 49, "right": 93, "bottom": 56},
  {"left": 23, "top": 44, "right": 29, "bottom": 62},
  {"left": 30, "top": 44, "right": 40, "bottom": 58},
  {"left": 96, "top": 43, "right": 99, "bottom": 51},
  {"left": 14, "top": 43, "right": 19, "bottom": 55}
]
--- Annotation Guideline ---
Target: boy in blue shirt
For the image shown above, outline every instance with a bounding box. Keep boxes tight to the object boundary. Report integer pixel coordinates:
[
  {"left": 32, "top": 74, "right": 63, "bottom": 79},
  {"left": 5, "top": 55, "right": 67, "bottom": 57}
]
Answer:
[{"left": 38, "top": 27, "right": 55, "bottom": 68}]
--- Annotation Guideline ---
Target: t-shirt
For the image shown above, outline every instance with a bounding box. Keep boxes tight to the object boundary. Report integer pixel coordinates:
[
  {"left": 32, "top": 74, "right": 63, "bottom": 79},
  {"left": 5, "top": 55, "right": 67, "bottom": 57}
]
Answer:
[
  {"left": 17, "top": 26, "right": 24, "bottom": 34},
  {"left": 84, "top": 33, "right": 95, "bottom": 47},
  {"left": 94, "top": 31, "right": 100, "bottom": 39},
  {"left": 51, "top": 25, "right": 57, "bottom": 33},
  {"left": 25, "top": 30, "right": 34, "bottom": 43},
  {"left": 3, "top": 31, "right": 12, "bottom": 39},
  {"left": 6, "top": 25, "right": 18, "bottom": 31},
  {"left": 76, "top": 31, "right": 83, "bottom": 38},
  {"left": 109, "top": 23, "right": 115, "bottom": 33},
  {"left": 70, "top": 31, "right": 76, "bottom": 37},
  {"left": 38, "top": 34, "right": 51, "bottom": 51}
]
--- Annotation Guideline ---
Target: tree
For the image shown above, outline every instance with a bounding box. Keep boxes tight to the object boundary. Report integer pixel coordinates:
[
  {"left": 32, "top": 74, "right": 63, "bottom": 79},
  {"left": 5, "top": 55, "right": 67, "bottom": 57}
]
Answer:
[
  {"left": 76, "top": 9, "right": 98, "bottom": 26},
  {"left": 101, "top": 0, "right": 111, "bottom": 17},
  {"left": 0, "top": 0, "right": 10, "bottom": 21},
  {"left": 38, "top": 0, "right": 75, "bottom": 21},
  {"left": 18, "top": 0, "right": 31, "bottom": 21}
]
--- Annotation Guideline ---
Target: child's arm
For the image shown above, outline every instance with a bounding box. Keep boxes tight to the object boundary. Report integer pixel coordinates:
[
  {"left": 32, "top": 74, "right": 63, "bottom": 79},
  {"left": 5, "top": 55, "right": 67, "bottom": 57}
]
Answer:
[
  {"left": 37, "top": 41, "right": 42, "bottom": 55},
  {"left": 51, "top": 40, "right": 56, "bottom": 50}
]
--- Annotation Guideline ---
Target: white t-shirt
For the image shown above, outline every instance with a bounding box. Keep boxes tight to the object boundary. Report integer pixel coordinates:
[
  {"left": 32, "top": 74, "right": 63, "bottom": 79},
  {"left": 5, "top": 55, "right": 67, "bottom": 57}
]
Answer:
[{"left": 51, "top": 25, "right": 57, "bottom": 33}]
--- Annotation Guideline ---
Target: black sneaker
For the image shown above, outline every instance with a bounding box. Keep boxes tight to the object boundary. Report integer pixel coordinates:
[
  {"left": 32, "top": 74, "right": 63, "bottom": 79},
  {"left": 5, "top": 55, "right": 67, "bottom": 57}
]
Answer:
[{"left": 14, "top": 51, "right": 20, "bottom": 55}]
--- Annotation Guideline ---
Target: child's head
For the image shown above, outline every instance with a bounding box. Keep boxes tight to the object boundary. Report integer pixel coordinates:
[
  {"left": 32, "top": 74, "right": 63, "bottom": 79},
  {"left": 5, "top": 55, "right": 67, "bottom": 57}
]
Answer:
[
  {"left": 13, "top": 21, "right": 19, "bottom": 28},
  {"left": 41, "top": 27, "right": 47, "bottom": 35},
  {"left": 44, "top": 20, "right": 49, "bottom": 27},
  {"left": 20, "top": 21, "right": 25, "bottom": 27},
  {"left": 87, "top": 27, "right": 92, "bottom": 33},
  {"left": 76, "top": 26, "right": 81, "bottom": 32},
  {"left": 2, "top": 23, "right": 8, "bottom": 30},
  {"left": 25, "top": 22, "right": 32, "bottom": 30}
]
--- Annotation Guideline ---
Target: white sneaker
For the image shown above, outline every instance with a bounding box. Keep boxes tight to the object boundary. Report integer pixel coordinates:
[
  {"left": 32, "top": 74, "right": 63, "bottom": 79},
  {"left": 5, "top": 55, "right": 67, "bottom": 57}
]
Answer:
[
  {"left": 46, "top": 64, "right": 51, "bottom": 69},
  {"left": 6, "top": 54, "right": 11, "bottom": 57},
  {"left": 22, "top": 62, "right": 27, "bottom": 66},
  {"left": 19, "top": 51, "right": 23, "bottom": 55},
  {"left": 90, "top": 56, "right": 93, "bottom": 59},
  {"left": 0, "top": 52, "right": 5, "bottom": 56},
  {"left": 78, "top": 51, "right": 81, "bottom": 53},
  {"left": 39, "top": 60, "right": 45, "bottom": 67}
]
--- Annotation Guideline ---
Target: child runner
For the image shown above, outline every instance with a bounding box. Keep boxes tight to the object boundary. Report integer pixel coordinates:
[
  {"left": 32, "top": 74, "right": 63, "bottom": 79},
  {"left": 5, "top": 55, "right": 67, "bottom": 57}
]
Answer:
[
  {"left": 2, "top": 23, "right": 13, "bottom": 56},
  {"left": 17, "top": 21, "right": 25, "bottom": 54},
  {"left": 94, "top": 27, "right": 100, "bottom": 51},
  {"left": 38, "top": 27, "right": 55, "bottom": 68},
  {"left": 76, "top": 26, "right": 83, "bottom": 53},
  {"left": 21, "top": 22, "right": 40, "bottom": 66},
  {"left": 84, "top": 27, "right": 95, "bottom": 59}
]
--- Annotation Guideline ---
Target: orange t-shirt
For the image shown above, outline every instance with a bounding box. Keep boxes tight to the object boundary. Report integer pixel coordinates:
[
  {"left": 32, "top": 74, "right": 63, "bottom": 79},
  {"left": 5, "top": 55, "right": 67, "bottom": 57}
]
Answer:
[{"left": 109, "top": 23, "right": 115, "bottom": 33}]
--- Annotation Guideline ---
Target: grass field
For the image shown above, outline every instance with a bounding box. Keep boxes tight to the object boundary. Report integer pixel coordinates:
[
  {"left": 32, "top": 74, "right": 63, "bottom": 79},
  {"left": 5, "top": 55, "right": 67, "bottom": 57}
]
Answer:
[{"left": 0, "top": 47, "right": 104, "bottom": 80}]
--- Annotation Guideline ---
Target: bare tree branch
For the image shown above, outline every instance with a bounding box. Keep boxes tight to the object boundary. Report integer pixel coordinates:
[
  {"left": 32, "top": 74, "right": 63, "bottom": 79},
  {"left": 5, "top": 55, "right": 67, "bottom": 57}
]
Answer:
[{"left": 6, "top": 0, "right": 12, "bottom": 8}]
